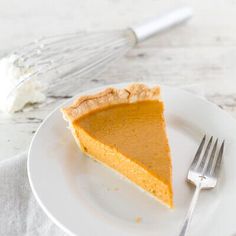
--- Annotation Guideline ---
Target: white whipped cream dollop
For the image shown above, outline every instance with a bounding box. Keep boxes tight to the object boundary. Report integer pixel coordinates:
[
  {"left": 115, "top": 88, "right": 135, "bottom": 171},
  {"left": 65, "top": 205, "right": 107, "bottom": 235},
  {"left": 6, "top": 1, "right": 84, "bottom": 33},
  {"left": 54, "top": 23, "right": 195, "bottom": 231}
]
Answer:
[{"left": 0, "top": 54, "right": 46, "bottom": 113}]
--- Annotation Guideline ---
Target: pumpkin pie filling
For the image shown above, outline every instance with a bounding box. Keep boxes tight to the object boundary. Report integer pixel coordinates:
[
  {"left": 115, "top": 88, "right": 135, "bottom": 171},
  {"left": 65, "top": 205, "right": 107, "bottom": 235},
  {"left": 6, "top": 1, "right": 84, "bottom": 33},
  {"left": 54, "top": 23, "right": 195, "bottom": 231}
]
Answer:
[{"left": 62, "top": 84, "right": 173, "bottom": 208}]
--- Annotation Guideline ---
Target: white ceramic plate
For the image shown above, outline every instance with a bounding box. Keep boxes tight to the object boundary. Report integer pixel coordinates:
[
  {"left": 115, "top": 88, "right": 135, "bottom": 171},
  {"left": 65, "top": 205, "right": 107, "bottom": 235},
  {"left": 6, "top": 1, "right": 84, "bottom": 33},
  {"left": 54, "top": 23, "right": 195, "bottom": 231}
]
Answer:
[{"left": 28, "top": 83, "right": 236, "bottom": 236}]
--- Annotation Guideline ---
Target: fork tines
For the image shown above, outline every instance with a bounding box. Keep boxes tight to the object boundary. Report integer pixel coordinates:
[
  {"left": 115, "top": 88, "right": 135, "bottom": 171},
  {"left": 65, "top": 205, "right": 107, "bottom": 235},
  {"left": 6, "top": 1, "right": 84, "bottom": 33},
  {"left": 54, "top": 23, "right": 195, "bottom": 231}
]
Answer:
[{"left": 190, "top": 135, "right": 225, "bottom": 177}]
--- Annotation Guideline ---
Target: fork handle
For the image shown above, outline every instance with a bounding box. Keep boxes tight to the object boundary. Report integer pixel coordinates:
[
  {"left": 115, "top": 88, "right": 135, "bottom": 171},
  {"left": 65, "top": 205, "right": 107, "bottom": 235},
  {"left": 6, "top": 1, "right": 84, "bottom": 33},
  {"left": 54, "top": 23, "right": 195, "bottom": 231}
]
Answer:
[{"left": 178, "top": 185, "right": 201, "bottom": 236}]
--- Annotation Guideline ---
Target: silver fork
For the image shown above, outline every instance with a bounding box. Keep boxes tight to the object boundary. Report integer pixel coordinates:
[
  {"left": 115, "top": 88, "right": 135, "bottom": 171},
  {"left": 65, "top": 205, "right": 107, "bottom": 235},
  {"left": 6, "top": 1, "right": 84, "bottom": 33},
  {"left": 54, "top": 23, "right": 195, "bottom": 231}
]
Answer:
[{"left": 179, "top": 135, "right": 225, "bottom": 236}]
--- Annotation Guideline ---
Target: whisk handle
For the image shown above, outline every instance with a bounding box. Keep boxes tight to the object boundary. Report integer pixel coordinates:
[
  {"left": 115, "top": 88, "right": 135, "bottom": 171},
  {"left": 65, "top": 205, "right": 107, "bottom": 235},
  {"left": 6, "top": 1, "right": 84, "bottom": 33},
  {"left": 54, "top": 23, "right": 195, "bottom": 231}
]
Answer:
[{"left": 131, "top": 6, "right": 193, "bottom": 42}]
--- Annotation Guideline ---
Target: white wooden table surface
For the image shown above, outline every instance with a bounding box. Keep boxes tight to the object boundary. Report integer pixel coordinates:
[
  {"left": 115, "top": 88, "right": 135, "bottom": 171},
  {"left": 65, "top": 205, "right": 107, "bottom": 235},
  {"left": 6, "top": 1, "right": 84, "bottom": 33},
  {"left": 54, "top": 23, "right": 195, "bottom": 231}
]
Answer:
[{"left": 0, "top": 0, "right": 236, "bottom": 160}]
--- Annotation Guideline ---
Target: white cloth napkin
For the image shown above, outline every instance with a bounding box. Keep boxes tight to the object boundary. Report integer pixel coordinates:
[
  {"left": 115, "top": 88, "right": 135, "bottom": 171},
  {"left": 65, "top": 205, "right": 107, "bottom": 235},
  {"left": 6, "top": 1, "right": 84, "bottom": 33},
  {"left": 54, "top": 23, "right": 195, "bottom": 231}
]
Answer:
[{"left": 0, "top": 152, "right": 67, "bottom": 236}]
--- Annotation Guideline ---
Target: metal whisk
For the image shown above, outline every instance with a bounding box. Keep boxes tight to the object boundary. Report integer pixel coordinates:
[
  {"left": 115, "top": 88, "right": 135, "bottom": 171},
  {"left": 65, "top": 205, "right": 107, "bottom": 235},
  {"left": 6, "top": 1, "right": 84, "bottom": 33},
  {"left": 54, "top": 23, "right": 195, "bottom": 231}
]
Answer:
[{"left": 7, "top": 7, "right": 192, "bottom": 97}]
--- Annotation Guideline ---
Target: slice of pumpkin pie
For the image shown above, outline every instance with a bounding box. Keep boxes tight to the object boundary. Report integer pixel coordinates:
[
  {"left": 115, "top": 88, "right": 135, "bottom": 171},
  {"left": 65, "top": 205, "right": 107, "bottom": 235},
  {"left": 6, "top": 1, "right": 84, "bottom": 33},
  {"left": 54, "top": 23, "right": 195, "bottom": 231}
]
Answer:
[{"left": 62, "top": 84, "right": 173, "bottom": 207}]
